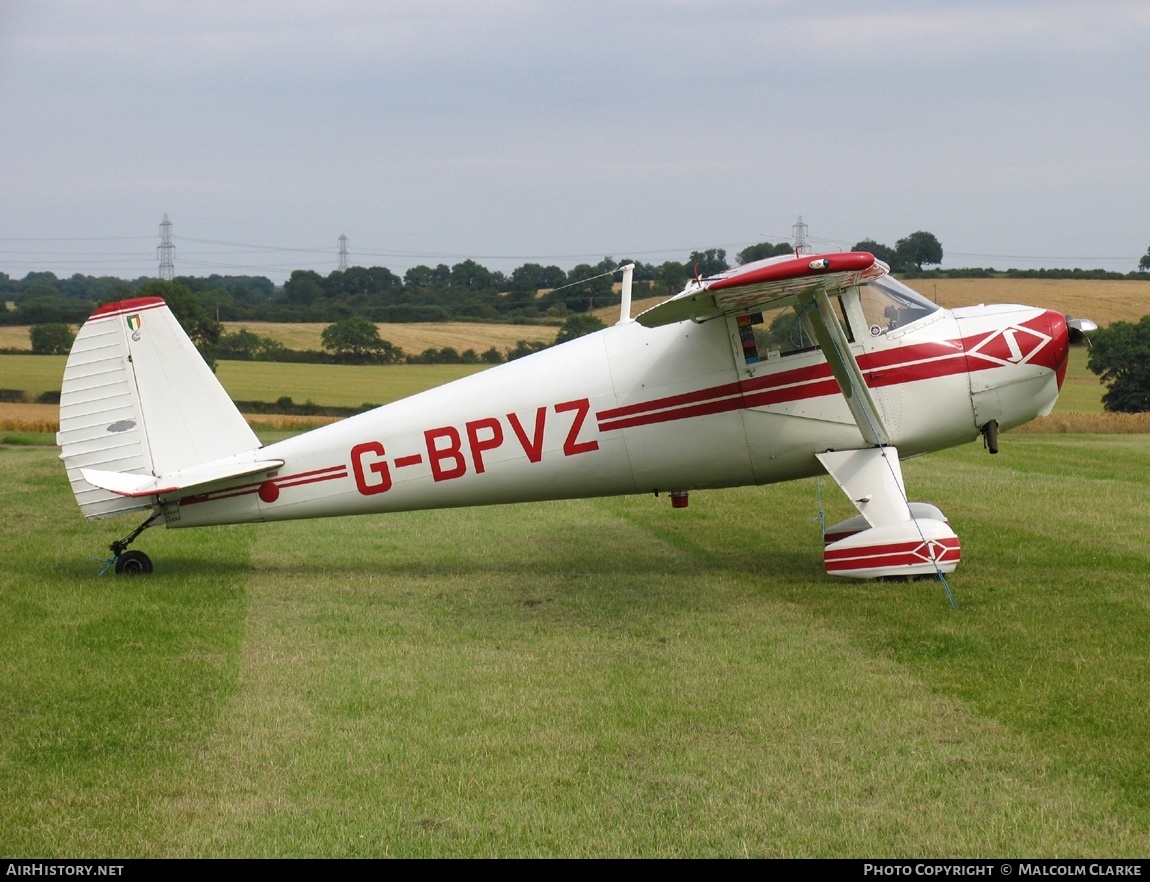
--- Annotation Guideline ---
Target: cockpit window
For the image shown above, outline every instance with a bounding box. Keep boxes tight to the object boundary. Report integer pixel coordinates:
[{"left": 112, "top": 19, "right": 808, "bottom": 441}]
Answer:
[
  {"left": 746, "top": 295, "right": 853, "bottom": 361},
  {"left": 859, "top": 276, "right": 939, "bottom": 337},
  {"left": 735, "top": 276, "right": 938, "bottom": 365}
]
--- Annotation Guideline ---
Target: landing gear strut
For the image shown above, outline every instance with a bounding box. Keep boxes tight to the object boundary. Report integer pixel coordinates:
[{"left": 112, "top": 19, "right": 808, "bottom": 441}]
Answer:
[{"left": 102, "top": 511, "right": 162, "bottom": 576}]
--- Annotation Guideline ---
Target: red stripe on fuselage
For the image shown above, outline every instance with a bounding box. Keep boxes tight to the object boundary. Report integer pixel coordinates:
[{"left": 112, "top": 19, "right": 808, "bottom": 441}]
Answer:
[
  {"left": 179, "top": 464, "right": 347, "bottom": 506},
  {"left": 597, "top": 319, "right": 1058, "bottom": 433}
]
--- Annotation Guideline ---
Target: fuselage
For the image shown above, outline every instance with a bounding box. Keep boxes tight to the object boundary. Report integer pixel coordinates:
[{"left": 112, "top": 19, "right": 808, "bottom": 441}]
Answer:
[{"left": 168, "top": 282, "right": 1069, "bottom": 530}]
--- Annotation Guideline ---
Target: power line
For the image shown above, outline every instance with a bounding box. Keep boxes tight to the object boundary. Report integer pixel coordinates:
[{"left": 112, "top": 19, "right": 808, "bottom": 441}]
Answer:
[
  {"left": 0, "top": 236, "right": 153, "bottom": 242},
  {"left": 0, "top": 222, "right": 1141, "bottom": 282}
]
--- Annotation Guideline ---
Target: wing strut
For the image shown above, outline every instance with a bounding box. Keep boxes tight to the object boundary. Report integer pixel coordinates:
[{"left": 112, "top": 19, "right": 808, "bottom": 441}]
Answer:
[{"left": 803, "top": 289, "right": 890, "bottom": 447}]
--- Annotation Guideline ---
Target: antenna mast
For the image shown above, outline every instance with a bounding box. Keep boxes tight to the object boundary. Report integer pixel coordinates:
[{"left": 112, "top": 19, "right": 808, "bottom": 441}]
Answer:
[
  {"left": 338, "top": 234, "right": 349, "bottom": 272},
  {"left": 157, "top": 214, "right": 175, "bottom": 280}
]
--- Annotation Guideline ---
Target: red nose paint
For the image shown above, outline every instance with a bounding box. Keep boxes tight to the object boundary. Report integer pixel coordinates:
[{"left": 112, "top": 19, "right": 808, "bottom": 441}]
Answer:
[{"left": 1044, "top": 310, "right": 1070, "bottom": 390}]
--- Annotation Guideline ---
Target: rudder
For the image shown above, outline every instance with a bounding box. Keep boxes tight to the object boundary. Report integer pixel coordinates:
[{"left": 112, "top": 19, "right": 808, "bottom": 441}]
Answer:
[{"left": 57, "top": 297, "right": 260, "bottom": 519}]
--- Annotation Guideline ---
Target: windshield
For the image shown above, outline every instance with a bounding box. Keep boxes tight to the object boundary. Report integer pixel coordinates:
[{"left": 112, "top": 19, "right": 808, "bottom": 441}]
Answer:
[{"left": 859, "top": 276, "right": 939, "bottom": 336}]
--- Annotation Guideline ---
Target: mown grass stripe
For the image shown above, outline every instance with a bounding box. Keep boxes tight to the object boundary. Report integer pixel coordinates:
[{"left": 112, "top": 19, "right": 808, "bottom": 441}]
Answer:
[{"left": 2, "top": 439, "right": 1148, "bottom": 856}]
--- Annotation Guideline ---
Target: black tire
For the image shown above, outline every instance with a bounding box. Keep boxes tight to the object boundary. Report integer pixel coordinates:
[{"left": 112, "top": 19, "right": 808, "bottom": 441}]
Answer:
[{"left": 115, "top": 550, "right": 153, "bottom": 576}]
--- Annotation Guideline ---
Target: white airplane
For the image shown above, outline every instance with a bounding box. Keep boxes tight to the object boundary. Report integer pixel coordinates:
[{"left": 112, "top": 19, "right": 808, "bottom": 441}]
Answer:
[{"left": 56, "top": 250, "right": 1092, "bottom": 580}]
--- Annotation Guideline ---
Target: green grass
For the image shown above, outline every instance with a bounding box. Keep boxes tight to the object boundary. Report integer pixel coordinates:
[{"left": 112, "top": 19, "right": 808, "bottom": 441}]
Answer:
[
  {"left": 1, "top": 436, "right": 1148, "bottom": 856},
  {"left": 0, "top": 354, "right": 67, "bottom": 399},
  {"left": 214, "top": 361, "right": 486, "bottom": 408},
  {"left": 1053, "top": 347, "right": 1103, "bottom": 413},
  {"left": 0, "top": 355, "right": 485, "bottom": 410},
  {"left": 1, "top": 432, "right": 53, "bottom": 446}
]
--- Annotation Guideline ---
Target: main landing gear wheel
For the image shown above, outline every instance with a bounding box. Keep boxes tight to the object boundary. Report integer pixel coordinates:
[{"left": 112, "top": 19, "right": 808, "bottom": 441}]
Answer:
[{"left": 115, "top": 550, "right": 153, "bottom": 576}]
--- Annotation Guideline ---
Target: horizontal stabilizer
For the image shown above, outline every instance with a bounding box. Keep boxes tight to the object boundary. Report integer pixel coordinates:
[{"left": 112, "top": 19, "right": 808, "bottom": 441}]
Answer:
[
  {"left": 638, "top": 252, "right": 888, "bottom": 328},
  {"left": 82, "top": 458, "right": 285, "bottom": 499}
]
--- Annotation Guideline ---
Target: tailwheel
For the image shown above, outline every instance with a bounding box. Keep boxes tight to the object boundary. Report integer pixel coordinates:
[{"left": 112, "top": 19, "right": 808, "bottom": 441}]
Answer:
[
  {"left": 115, "top": 551, "right": 153, "bottom": 576},
  {"left": 97, "top": 510, "right": 163, "bottom": 576}
]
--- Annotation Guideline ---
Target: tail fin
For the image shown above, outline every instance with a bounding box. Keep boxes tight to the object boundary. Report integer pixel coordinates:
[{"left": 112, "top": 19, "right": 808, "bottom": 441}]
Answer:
[{"left": 57, "top": 297, "right": 260, "bottom": 519}]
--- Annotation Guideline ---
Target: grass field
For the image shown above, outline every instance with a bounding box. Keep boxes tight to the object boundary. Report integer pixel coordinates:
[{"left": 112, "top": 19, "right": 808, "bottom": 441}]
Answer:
[
  {"left": 221, "top": 319, "right": 559, "bottom": 356},
  {"left": 1, "top": 435, "right": 1148, "bottom": 857},
  {"left": 0, "top": 356, "right": 487, "bottom": 413},
  {"left": 0, "top": 320, "right": 558, "bottom": 354},
  {"left": 213, "top": 361, "right": 486, "bottom": 409},
  {"left": 1049, "top": 347, "right": 1100, "bottom": 413}
]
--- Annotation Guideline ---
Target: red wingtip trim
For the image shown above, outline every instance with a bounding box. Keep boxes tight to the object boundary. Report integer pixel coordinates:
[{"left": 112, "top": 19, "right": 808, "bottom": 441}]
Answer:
[{"left": 708, "top": 251, "right": 876, "bottom": 292}]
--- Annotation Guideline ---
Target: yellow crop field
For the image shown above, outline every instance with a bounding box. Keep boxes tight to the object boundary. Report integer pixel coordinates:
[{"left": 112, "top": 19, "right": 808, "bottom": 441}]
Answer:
[
  {"left": 0, "top": 320, "right": 558, "bottom": 353},
  {"left": 0, "top": 327, "right": 33, "bottom": 350},
  {"left": 599, "top": 278, "right": 1150, "bottom": 327},
  {"left": 2, "top": 279, "right": 1144, "bottom": 355},
  {"left": 223, "top": 320, "right": 558, "bottom": 354},
  {"left": 0, "top": 402, "right": 59, "bottom": 433},
  {"left": 899, "top": 277, "right": 1150, "bottom": 327}
]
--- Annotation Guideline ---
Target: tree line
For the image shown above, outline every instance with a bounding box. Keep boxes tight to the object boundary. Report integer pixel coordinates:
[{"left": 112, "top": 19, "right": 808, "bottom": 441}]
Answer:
[
  {"left": 14, "top": 280, "right": 611, "bottom": 369},
  {"left": 0, "top": 235, "right": 941, "bottom": 328},
  {"left": 6, "top": 231, "right": 1150, "bottom": 329},
  {"left": 0, "top": 255, "right": 661, "bottom": 327},
  {"left": 10, "top": 229, "right": 1150, "bottom": 414}
]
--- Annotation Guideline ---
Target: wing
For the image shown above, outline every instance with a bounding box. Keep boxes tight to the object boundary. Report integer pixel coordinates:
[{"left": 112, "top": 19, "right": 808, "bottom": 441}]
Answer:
[
  {"left": 637, "top": 251, "right": 892, "bottom": 446},
  {"left": 636, "top": 251, "right": 888, "bottom": 329}
]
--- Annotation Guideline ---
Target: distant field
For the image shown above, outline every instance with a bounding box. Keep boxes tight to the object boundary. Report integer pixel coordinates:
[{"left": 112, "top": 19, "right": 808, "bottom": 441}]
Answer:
[
  {"left": 899, "top": 277, "right": 1150, "bottom": 327},
  {"left": 1052, "top": 346, "right": 1102, "bottom": 412},
  {"left": 215, "top": 361, "right": 485, "bottom": 408},
  {"left": 597, "top": 277, "right": 1150, "bottom": 328},
  {"left": 0, "top": 326, "right": 34, "bottom": 350},
  {"left": 0, "top": 356, "right": 484, "bottom": 414},
  {"left": 4, "top": 344, "right": 1139, "bottom": 439},
  {"left": 0, "top": 320, "right": 557, "bottom": 353},
  {"left": 0, "top": 354, "right": 66, "bottom": 397},
  {"left": 1, "top": 278, "right": 1146, "bottom": 356},
  {"left": 223, "top": 320, "right": 559, "bottom": 355}
]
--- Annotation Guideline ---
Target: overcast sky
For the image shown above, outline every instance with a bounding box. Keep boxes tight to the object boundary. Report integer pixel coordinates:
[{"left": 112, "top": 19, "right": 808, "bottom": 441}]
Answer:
[{"left": 1, "top": 0, "right": 1147, "bottom": 283}]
